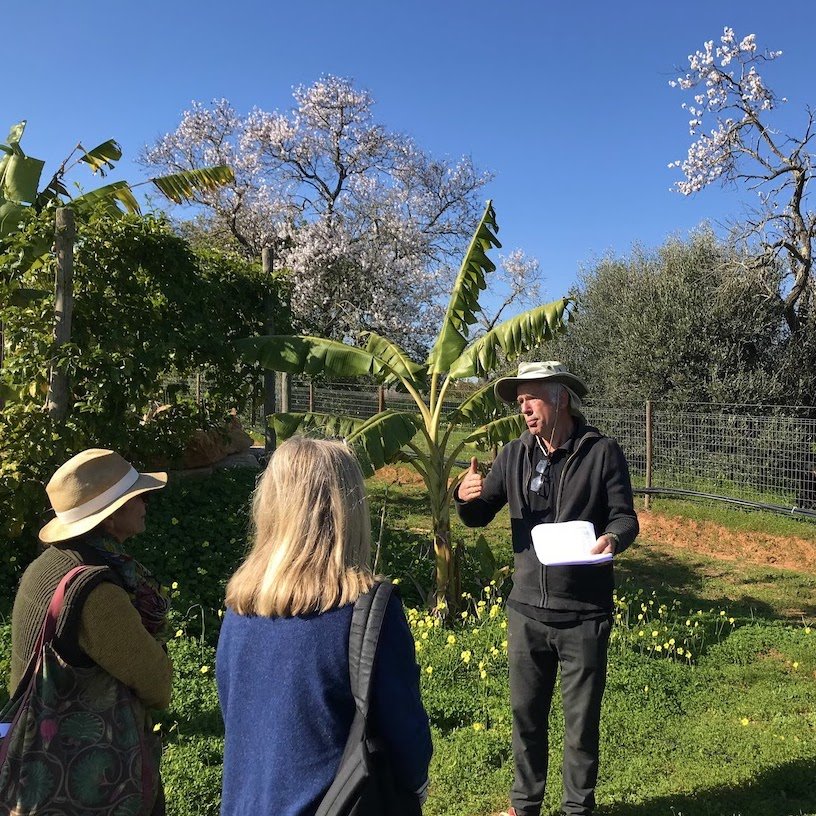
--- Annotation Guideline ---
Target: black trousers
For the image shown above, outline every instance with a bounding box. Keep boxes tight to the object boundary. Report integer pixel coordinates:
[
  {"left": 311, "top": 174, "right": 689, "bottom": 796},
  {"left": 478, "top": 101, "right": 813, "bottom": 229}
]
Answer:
[{"left": 507, "top": 609, "right": 611, "bottom": 816}]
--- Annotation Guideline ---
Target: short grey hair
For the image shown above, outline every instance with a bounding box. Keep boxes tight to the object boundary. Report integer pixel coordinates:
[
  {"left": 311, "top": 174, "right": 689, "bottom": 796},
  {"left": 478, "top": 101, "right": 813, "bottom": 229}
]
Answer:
[{"left": 542, "top": 382, "right": 584, "bottom": 418}]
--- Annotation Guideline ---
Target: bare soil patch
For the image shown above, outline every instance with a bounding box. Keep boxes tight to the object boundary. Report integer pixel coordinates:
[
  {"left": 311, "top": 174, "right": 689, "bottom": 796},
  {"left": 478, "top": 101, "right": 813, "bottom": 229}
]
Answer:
[
  {"left": 374, "top": 462, "right": 816, "bottom": 573},
  {"left": 376, "top": 464, "right": 427, "bottom": 486},
  {"left": 638, "top": 511, "right": 816, "bottom": 573}
]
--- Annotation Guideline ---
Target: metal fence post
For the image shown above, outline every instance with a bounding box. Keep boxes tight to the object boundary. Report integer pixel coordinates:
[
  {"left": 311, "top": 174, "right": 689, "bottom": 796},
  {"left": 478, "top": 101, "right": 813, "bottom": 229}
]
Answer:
[
  {"left": 262, "top": 246, "right": 277, "bottom": 454},
  {"left": 46, "top": 207, "right": 75, "bottom": 420},
  {"left": 645, "top": 399, "right": 653, "bottom": 510}
]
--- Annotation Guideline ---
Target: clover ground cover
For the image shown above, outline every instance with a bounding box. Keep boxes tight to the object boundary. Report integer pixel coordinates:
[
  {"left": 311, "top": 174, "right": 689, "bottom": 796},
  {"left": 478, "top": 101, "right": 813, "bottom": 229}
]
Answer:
[{"left": 0, "top": 468, "right": 813, "bottom": 816}]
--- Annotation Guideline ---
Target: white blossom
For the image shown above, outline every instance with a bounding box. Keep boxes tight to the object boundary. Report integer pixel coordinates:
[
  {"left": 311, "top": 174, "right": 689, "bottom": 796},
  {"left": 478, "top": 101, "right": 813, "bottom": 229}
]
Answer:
[
  {"left": 141, "top": 76, "right": 492, "bottom": 349},
  {"left": 669, "top": 27, "right": 783, "bottom": 194},
  {"left": 668, "top": 27, "right": 816, "bottom": 333}
]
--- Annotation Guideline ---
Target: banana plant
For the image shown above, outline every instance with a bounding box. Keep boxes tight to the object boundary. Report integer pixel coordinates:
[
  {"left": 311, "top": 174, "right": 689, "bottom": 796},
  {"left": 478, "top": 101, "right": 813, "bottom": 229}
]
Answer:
[
  {"left": 0, "top": 120, "right": 234, "bottom": 243},
  {"left": 0, "top": 120, "right": 235, "bottom": 411},
  {"left": 238, "top": 200, "right": 571, "bottom": 609}
]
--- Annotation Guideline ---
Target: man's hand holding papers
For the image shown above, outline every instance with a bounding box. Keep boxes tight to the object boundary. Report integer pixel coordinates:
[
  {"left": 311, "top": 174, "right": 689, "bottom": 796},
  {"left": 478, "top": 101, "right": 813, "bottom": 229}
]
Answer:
[{"left": 531, "top": 520, "right": 615, "bottom": 566}]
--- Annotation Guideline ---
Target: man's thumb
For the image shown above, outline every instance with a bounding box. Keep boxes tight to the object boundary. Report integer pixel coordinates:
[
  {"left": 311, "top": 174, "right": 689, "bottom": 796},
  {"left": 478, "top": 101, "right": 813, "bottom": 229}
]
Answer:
[{"left": 469, "top": 456, "right": 479, "bottom": 474}]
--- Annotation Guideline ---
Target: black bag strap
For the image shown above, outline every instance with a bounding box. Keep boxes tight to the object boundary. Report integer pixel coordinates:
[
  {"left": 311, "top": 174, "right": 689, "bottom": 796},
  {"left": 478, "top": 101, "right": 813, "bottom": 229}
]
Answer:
[
  {"left": 313, "top": 581, "right": 399, "bottom": 816},
  {"left": 349, "top": 580, "right": 395, "bottom": 719}
]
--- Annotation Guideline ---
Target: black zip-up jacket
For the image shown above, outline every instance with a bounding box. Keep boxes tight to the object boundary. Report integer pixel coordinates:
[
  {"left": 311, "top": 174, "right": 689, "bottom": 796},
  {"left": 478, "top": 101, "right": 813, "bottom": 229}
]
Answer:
[{"left": 455, "top": 424, "right": 639, "bottom": 613}]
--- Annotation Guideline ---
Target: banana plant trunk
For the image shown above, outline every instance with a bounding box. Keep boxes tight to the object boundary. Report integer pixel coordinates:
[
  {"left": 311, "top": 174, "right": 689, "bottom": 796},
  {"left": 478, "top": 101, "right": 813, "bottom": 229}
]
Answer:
[{"left": 428, "top": 477, "right": 460, "bottom": 613}]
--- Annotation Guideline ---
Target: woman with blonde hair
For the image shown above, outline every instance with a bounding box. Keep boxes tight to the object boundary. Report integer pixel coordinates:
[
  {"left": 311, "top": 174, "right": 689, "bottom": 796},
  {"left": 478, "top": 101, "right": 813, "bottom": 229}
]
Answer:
[{"left": 216, "top": 437, "right": 432, "bottom": 816}]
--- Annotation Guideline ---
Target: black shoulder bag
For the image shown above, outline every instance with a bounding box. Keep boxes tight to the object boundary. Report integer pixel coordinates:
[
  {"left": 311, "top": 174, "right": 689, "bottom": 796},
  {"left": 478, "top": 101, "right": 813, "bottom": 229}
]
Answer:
[{"left": 315, "top": 581, "right": 423, "bottom": 816}]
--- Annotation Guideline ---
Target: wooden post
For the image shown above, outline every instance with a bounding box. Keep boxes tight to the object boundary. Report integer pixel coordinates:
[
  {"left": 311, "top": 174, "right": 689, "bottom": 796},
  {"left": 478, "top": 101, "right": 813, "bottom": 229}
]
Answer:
[
  {"left": 0, "top": 317, "right": 5, "bottom": 412},
  {"left": 46, "top": 208, "right": 75, "bottom": 420},
  {"left": 308, "top": 380, "right": 315, "bottom": 412},
  {"left": 280, "top": 372, "right": 291, "bottom": 413},
  {"left": 262, "top": 246, "right": 277, "bottom": 454},
  {"left": 377, "top": 385, "right": 385, "bottom": 413},
  {"left": 645, "top": 399, "right": 653, "bottom": 510}
]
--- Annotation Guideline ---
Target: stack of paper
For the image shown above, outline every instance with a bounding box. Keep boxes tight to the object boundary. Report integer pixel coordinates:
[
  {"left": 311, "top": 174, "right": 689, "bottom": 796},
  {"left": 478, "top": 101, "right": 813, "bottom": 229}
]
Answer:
[{"left": 531, "top": 520, "right": 613, "bottom": 566}]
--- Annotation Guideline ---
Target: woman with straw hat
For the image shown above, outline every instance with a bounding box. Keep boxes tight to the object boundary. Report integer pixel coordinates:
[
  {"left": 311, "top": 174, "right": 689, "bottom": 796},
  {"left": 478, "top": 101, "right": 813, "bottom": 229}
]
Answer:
[{"left": 7, "top": 448, "right": 173, "bottom": 815}]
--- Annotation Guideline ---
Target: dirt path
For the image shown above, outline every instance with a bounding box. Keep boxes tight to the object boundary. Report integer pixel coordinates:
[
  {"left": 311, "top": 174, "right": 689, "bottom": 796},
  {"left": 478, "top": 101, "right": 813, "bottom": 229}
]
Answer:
[{"left": 638, "top": 512, "right": 816, "bottom": 573}]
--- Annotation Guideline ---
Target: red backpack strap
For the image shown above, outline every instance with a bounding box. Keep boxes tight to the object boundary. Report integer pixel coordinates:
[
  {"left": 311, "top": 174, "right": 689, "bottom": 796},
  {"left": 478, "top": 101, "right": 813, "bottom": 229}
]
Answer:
[
  {"left": 0, "top": 565, "right": 91, "bottom": 767},
  {"left": 14, "top": 565, "right": 91, "bottom": 698}
]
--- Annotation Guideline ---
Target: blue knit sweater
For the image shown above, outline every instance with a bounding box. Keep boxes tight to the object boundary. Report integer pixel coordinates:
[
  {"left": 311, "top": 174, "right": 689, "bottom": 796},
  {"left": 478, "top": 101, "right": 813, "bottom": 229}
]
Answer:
[{"left": 216, "top": 593, "right": 432, "bottom": 816}]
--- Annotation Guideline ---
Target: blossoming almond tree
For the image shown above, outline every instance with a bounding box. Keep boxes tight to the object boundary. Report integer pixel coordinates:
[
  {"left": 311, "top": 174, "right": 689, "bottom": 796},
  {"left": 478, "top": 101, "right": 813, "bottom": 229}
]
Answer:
[
  {"left": 140, "top": 77, "right": 496, "bottom": 355},
  {"left": 669, "top": 27, "right": 815, "bottom": 333},
  {"left": 238, "top": 201, "right": 570, "bottom": 610}
]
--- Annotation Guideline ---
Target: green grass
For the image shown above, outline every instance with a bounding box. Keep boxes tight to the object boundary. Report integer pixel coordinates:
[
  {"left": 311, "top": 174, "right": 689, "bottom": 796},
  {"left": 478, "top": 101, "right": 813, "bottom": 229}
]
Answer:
[
  {"left": 1, "top": 469, "right": 815, "bottom": 816},
  {"left": 369, "top": 471, "right": 816, "bottom": 815},
  {"left": 630, "top": 468, "right": 801, "bottom": 511}
]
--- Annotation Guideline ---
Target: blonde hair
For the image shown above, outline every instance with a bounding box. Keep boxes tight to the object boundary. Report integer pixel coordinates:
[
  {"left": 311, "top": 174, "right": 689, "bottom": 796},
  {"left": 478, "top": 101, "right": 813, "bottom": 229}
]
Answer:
[{"left": 225, "top": 437, "right": 373, "bottom": 617}]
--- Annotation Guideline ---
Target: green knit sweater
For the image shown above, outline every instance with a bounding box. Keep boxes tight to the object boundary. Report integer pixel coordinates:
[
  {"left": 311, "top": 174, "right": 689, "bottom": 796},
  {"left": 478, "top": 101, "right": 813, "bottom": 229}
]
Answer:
[{"left": 9, "top": 541, "right": 172, "bottom": 709}]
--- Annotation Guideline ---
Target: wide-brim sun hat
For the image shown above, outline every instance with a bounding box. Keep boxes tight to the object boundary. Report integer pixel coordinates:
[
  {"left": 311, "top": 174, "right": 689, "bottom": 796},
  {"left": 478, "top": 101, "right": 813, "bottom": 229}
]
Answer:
[
  {"left": 39, "top": 448, "right": 167, "bottom": 544},
  {"left": 494, "top": 361, "right": 588, "bottom": 405}
]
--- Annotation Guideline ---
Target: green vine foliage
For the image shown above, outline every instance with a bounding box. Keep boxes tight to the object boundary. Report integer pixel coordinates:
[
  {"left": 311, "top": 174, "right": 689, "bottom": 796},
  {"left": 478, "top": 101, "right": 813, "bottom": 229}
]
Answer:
[{"left": 0, "top": 205, "right": 281, "bottom": 583}]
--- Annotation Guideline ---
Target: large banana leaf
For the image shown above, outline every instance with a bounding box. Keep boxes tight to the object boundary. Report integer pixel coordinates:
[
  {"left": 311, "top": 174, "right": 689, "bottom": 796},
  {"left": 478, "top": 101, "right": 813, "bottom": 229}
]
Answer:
[
  {"left": 464, "top": 414, "right": 526, "bottom": 450},
  {"left": 149, "top": 166, "right": 234, "bottom": 204},
  {"left": 79, "top": 139, "right": 122, "bottom": 175},
  {"left": 347, "top": 410, "right": 421, "bottom": 476},
  {"left": 72, "top": 181, "right": 141, "bottom": 216},
  {"left": 270, "top": 409, "right": 420, "bottom": 476},
  {"left": 451, "top": 381, "right": 507, "bottom": 426},
  {"left": 0, "top": 153, "right": 45, "bottom": 204},
  {"left": 239, "top": 335, "right": 389, "bottom": 378},
  {"left": 0, "top": 199, "right": 28, "bottom": 238},
  {"left": 449, "top": 298, "right": 571, "bottom": 379},
  {"left": 362, "top": 331, "right": 428, "bottom": 390},
  {"left": 426, "top": 200, "right": 501, "bottom": 374}
]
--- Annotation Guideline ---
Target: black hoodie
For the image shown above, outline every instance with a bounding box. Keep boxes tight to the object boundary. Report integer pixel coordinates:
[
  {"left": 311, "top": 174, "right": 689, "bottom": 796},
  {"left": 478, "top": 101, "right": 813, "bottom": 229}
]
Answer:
[{"left": 455, "top": 424, "right": 639, "bottom": 613}]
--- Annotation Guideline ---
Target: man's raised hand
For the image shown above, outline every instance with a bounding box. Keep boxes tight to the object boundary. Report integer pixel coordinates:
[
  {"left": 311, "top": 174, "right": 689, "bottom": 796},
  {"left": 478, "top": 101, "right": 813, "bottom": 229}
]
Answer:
[{"left": 458, "top": 456, "right": 484, "bottom": 502}]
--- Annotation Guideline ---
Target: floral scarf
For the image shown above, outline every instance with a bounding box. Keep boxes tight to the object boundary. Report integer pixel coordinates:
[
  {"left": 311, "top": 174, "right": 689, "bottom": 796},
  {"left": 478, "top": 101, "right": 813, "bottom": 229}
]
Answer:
[{"left": 85, "top": 532, "right": 171, "bottom": 644}]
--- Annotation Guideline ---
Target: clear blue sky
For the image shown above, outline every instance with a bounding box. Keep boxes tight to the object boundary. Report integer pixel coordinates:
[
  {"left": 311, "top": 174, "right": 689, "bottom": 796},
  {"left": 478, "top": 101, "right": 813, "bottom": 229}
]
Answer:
[{"left": 6, "top": 0, "right": 816, "bottom": 301}]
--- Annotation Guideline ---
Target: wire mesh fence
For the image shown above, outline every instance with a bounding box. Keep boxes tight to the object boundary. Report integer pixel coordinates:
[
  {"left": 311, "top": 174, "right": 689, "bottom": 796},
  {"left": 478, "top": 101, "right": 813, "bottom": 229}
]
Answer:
[
  {"left": 166, "top": 374, "right": 816, "bottom": 514},
  {"left": 557, "top": 402, "right": 816, "bottom": 513}
]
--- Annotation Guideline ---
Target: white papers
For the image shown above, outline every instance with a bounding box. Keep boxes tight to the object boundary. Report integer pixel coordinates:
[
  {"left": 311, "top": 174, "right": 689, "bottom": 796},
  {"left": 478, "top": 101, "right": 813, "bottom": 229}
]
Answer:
[{"left": 531, "top": 520, "right": 613, "bottom": 566}]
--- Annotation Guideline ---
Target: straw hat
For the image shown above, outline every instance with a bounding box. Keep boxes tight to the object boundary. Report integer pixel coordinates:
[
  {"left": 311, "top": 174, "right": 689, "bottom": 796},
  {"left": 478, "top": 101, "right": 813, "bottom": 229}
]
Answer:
[{"left": 39, "top": 449, "right": 167, "bottom": 544}]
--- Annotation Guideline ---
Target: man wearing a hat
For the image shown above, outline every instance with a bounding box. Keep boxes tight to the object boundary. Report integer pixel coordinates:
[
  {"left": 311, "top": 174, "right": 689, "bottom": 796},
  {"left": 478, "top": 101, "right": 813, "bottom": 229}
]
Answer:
[{"left": 455, "top": 362, "right": 638, "bottom": 816}]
